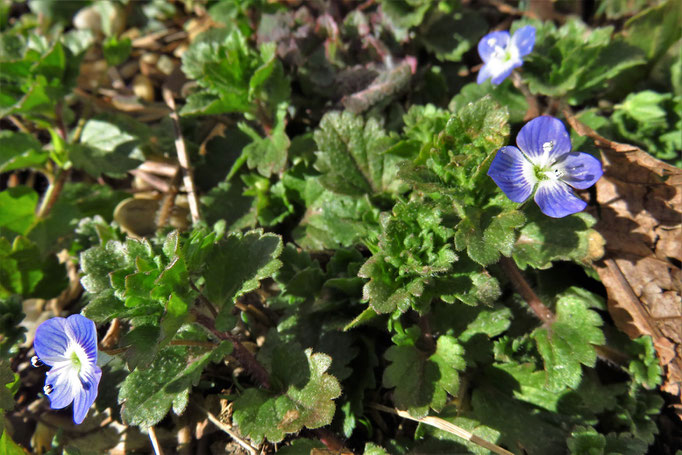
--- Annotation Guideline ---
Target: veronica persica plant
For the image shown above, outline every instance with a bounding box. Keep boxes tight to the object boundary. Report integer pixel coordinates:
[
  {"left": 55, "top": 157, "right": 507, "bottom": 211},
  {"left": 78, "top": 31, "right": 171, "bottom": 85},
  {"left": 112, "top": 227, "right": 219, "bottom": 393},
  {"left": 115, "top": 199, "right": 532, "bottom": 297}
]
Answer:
[
  {"left": 477, "top": 25, "right": 535, "bottom": 85},
  {"left": 33, "top": 314, "right": 102, "bottom": 424},
  {"left": 487, "top": 116, "right": 603, "bottom": 218}
]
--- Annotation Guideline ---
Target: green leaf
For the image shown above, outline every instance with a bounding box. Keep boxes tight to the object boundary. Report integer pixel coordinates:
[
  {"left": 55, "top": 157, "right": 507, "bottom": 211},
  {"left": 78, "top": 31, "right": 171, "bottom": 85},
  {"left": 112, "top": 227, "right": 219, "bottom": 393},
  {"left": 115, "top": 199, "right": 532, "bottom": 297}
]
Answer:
[
  {"left": 363, "top": 442, "right": 390, "bottom": 455},
  {"left": 449, "top": 80, "right": 528, "bottom": 124},
  {"left": 567, "top": 426, "right": 649, "bottom": 455},
  {"left": 383, "top": 327, "right": 465, "bottom": 417},
  {"left": 119, "top": 342, "right": 232, "bottom": 428},
  {"left": 0, "top": 295, "right": 26, "bottom": 358},
  {"left": 0, "top": 236, "right": 66, "bottom": 299},
  {"left": 454, "top": 208, "right": 525, "bottom": 266},
  {"left": 0, "top": 430, "right": 25, "bottom": 455},
  {"left": 102, "top": 36, "right": 132, "bottom": 66},
  {"left": 239, "top": 104, "right": 290, "bottom": 177},
  {"left": 626, "top": 336, "right": 662, "bottom": 389},
  {"left": 0, "top": 130, "right": 48, "bottom": 172},
  {"left": 521, "top": 18, "right": 646, "bottom": 104},
  {"left": 313, "top": 111, "right": 401, "bottom": 196},
  {"left": 419, "top": 8, "right": 487, "bottom": 62},
  {"left": 232, "top": 348, "right": 342, "bottom": 444},
  {"left": 204, "top": 229, "right": 282, "bottom": 328},
  {"left": 513, "top": 208, "right": 600, "bottom": 269},
  {"left": 0, "top": 187, "right": 37, "bottom": 237},
  {"left": 292, "top": 176, "right": 380, "bottom": 251},
  {"left": 380, "top": 0, "right": 431, "bottom": 29},
  {"left": 533, "top": 292, "right": 605, "bottom": 391},
  {"left": 359, "top": 200, "right": 457, "bottom": 314},
  {"left": 623, "top": 0, "right": 682, "bottom": 62},
  {"left": 71, "top": 116, "right": 145, "bottom": 178}
]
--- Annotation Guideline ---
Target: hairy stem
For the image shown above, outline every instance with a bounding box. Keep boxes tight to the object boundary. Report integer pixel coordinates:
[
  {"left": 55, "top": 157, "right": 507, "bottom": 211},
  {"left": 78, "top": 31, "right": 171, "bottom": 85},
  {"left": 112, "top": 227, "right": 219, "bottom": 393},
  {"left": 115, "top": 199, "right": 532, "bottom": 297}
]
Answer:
[
  {"left": 193, "top": 310, "right": 271, "bottom": 389},
  {"left": 499, "top": 257, "right": 555, "bottom": 324}
]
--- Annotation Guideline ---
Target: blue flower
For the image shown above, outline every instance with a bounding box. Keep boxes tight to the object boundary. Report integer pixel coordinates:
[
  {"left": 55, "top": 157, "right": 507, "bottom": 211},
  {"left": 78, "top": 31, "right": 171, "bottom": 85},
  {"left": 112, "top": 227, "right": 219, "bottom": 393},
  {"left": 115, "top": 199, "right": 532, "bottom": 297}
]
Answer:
[
  {"left": 33, "top": 314, "right": 102, "bottom": 424},
  {"left": 487, "top": 116, "right": 603, "bottom": 218},
  {"left": 477, "top": 25, "right": 535, "bottom": 85}
]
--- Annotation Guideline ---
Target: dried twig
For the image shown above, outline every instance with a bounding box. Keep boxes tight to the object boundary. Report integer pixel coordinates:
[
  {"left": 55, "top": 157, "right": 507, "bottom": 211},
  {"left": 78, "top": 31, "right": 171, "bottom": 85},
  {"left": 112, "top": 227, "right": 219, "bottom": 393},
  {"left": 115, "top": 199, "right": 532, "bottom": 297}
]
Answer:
[
  {"left": 370, "top": 403, "right": 514, "bottom": 455},
  {"left": 200, "top": 405, "right": 258, "bottom": 455},
  {"left": 148, "top": 425, "right": 165, "bottom": 455},
  {"left": 162, "top": 86, "right": 201, "bottom": 223}
]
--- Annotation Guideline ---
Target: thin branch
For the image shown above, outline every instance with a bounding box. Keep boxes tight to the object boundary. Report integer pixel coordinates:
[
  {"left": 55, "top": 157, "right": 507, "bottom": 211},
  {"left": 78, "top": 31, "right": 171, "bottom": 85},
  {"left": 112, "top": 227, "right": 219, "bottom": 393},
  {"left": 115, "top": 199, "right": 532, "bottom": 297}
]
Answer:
[
  {"left": 499, "top": 257, "right": 555, "bottom": 324},
  {"left": 148, "top": 425, "right": 165, "bottom": 455},
  {"left": 193, "top": 310, "right": 271, "bottom": 389},
  {"left": 162, "top": 86, "right": 201, "bottom": 223},
  {"left": 370, "top": 403, "right": 514, "bottom": 455},
  {"left": 199, "top": 405, "right": 258, "bottom": 455}
]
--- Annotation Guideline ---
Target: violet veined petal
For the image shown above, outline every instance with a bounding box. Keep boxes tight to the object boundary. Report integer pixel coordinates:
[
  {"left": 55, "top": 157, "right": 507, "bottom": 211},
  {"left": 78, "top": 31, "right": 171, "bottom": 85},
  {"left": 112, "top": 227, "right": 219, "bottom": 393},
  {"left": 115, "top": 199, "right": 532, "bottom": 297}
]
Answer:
[
  {"left": 477, "top": 31, "right": 510, "bottom": 63},
  {"left": 72, "top": 366, "right": 102, "bottom": 424},
  {"left": 65, "top": 314, "right": 98, "bottom": 364},
  {"left": 511, "top": 25, "right": 536, "bottom": 57},
  {"left": 44, "top": 365, "right": 79, "bottom": 409},
  {"left": 516, "top": 116, "right": 572, "bottom": 163},
  {"left": 34, "top": 317, "right": 70, "bottom": 366},
  {"left": 534, "top": 179, "right": 587, "bottom": 218},
  {"left": 555, "top": 152, "right": 604, "bottom": 190},
  {"left": 490, "top": 62, "right": 520, "bottom": 86},
  {"left": 487, "top": 146, "right": 536, "bottom": 203}
]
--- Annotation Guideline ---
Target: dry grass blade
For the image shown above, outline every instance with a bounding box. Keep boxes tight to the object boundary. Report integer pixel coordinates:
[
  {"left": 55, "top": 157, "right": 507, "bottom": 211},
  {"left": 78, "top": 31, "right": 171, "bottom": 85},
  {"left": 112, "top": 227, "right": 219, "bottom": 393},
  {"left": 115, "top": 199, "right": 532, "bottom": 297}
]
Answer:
[
  {"left": 370, "top": 403, "right": 514, "bottom": 455},
  {"left": 148, "top": 425, "right": 165, "bottom": 455},
  {"left": 200, "top": 406, "right": 258, "bottom": 455}
]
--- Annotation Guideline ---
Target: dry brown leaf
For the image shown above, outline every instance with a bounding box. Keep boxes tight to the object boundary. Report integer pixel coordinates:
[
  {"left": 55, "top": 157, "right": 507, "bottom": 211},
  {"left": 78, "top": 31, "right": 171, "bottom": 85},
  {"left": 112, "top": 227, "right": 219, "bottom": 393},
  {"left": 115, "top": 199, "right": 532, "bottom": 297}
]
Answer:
[{"left": 565, "top": 108, "right": 682, "bottom": 418}]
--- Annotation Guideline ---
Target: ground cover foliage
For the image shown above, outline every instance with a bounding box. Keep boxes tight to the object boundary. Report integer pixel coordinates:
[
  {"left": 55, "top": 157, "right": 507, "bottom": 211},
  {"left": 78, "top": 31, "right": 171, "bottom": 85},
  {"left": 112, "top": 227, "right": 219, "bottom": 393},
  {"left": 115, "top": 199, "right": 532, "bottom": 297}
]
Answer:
[{"left": 0, "top": 0, "right": 681, "bottom": 454}]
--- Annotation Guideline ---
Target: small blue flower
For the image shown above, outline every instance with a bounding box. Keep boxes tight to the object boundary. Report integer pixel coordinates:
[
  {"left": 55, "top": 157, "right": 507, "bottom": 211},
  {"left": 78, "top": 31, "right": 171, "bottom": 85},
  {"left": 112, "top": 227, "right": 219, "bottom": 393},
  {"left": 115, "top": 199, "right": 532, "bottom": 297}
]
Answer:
[
  {"left": 477, "top": 25, "right": 535, "bottom": 85},
  {"left": 33, "top": 314, "right": 102, "bottom": 424},
  {"left": 487, "top": 116, "right": 603, "bottom": 218}
]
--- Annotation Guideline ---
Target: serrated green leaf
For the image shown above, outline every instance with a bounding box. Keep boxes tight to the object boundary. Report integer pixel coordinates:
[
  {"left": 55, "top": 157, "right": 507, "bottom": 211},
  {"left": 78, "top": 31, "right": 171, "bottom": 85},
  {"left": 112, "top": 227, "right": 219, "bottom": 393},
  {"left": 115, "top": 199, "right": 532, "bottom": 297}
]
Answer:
[
  {"left": 204, "top": 229, "right": 282, "bottom": 328},
  {"left": 513, "top": 208, "right": 599, "bottom": 269},
  {"left": 232, "top": 348, "right": 341, "bottom": 444},
  {"left": 383, "top": 328, "right": 465, "bottom": 417},
  {"left": 626, "top": 336, "right": 662, "bottom": 389},
  {"left": 449, "top": 81, "right": 528, "bottom": 123},
  {"left": 119, "top": 342, "right": 232, "bottom": 428},
  {"left": 455, "top": 208, "right": 525, "bottom": 266},
  {"left": 363, "top": 442, "right": 390, "bottom": 455},
  {"left": 533, "top": 295, "right": 605, "bottom": 391},
  {"left": 239, "top": 104, "right": 289, "bottom": 177},
  {"left": 313, "top": 111, "right": 401, "bottom": 196},
  {"left": 0, "top": 295, "right": 26, "bottom": 358}
]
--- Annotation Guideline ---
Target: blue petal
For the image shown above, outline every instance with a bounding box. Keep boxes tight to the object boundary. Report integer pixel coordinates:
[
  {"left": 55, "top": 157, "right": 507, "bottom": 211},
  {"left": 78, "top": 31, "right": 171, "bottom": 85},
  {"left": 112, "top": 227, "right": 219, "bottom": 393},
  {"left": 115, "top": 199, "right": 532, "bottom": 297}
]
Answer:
[
  {"left": 511, "top": 25, "right": 535, "bottom": 57},
  {"left": 516, "top": 116, "right": 572, "bottom": 163},
  {"left": 490, "top": 63, "right": 519, "bottom": 85},
  {"left": 555, "top": 152, "right": 603, "bottom": 189},
  {"left": 65, "top": 315, "right": 98, "bottom": 364},
  {"left": 488, "top": 146, "right": 535, "bottom": 203},
  {"left": 72, "top": 366, "right": 102, "bottom": 424},
  {"left": 34, "top": 317, "right": 70, "bottom": 366},
  {"left": 477, "top": 63, "right": 494, "bottom": 84},
  {"left": 45, "top": 365, "right": 78, "bottom": 409},
  {"left": 534, "top": 180, "right": 587, "bottom": 218},
  {"left": 477, "top": 31, "right": 510, "bottom": 62}
]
